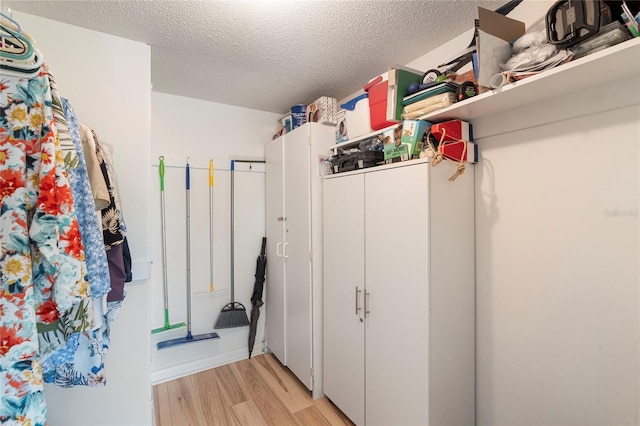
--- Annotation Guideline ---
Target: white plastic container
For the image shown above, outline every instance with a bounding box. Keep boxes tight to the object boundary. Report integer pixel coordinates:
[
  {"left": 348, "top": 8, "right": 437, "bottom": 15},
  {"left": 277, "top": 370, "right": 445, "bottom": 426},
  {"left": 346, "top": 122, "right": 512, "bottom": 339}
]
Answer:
[{"left": 340, "top": 93, "right": 373, "bottom": 140}]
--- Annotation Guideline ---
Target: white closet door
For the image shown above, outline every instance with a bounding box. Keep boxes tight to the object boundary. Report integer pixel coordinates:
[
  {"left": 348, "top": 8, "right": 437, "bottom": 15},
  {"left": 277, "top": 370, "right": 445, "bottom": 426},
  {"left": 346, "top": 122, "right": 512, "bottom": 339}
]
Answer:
[
  {"left": 283, "top": 129, "right": 313, "bottom": 389},
  {"left": 265, "top": 137, "right": 286, "bottom": 364},
  {"left": 323, "top": 174, "right": 366, "bottom": 426},
  {"left": 364, "top": 163, "right": 430, "bottom": 426}
]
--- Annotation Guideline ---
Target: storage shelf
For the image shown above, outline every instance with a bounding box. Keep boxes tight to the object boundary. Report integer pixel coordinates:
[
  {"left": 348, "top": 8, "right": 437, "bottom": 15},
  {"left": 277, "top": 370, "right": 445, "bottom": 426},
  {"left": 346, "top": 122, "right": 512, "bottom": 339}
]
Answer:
[
  {"left": 417, "top": 37, "right": 640, "bottom": 123},
  {"left": 331, "top": 123, "right": 400, "bottom": 153},
  {"left": 329, "top": 38, "right": 639, "bottom": 156}
]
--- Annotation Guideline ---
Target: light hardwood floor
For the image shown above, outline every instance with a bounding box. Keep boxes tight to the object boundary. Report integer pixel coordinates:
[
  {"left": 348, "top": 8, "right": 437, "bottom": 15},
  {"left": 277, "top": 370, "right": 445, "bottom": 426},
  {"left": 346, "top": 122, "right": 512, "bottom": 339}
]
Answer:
[{"left": 153, "top": 353, "right": 354, "bottom": 426}]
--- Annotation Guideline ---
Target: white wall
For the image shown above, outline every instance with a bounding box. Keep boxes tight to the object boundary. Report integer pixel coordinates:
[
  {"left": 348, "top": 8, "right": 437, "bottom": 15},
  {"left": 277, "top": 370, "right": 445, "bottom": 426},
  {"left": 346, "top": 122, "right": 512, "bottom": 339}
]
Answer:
[
  {"left": 13, "top": 11, "right": 153, "bottom": 426},
  {"left": 402, "top": 1, "right": 640, "bottom": 424},
  {"left": 149, "top": 92, "right": 280, "bottom": 383},
  {"left": 474, "top": 94, "right": 639, "bottom": 426}
]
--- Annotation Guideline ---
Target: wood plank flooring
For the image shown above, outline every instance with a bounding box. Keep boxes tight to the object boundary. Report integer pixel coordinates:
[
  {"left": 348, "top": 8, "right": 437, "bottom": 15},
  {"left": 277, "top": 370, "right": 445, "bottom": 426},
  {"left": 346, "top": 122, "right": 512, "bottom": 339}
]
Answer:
[{"left": 154, "top": 353, "right": 354, "bottom": 426}]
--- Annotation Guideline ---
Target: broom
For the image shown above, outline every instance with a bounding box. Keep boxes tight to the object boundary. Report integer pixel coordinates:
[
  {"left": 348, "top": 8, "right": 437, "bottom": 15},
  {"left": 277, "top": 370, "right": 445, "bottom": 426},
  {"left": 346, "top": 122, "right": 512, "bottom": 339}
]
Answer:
[{"left": 214, "top": 160, "right": 250, "bottom": 329}]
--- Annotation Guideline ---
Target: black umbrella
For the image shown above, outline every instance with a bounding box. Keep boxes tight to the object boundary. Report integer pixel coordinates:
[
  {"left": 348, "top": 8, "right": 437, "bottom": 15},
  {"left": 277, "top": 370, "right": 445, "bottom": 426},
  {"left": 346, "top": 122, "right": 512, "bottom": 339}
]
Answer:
[{"left": 248, "top": 237, "right": 267, "bottom": 359}]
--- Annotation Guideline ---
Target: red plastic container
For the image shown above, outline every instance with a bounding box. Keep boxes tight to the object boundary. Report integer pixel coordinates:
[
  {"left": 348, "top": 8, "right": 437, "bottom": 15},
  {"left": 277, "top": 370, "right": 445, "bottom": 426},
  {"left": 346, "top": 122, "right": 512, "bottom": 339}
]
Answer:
[{"left": 363, "top": 73, "right": 396, "bottom": 130}]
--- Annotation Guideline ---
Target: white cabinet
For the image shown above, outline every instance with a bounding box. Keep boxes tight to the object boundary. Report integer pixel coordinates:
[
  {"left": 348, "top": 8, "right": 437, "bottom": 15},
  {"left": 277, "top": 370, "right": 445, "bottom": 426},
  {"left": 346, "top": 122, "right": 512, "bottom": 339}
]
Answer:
[
  {"left": 265, "top": 122, "right": 333, "bottom": 398},
  {"left": 323, "top": 159, "right": 475, "bottom": 426}
]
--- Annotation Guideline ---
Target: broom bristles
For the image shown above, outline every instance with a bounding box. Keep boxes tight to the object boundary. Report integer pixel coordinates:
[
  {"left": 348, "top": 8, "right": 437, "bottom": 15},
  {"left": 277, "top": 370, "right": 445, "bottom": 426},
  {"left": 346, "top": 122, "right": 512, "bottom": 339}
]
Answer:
[{"left": 214, "top": 303, "right": 250, "bottom": 329}]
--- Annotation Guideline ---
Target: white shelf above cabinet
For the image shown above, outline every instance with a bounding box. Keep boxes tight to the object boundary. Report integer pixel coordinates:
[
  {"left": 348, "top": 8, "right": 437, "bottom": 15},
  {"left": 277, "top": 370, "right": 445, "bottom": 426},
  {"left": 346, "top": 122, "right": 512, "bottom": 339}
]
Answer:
[
  {"left": 418, "top": 37, "right": 640, "bottom": 123},
  {"left": 329, "top": 38, "right": 639, "bottom": 156}
]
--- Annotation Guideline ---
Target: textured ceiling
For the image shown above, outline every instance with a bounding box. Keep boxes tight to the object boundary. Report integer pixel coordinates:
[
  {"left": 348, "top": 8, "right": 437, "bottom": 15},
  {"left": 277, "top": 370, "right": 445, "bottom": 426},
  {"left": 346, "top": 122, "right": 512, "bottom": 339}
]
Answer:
[{"left": 6, "top": 0, "right": 509, "bottom": 114}]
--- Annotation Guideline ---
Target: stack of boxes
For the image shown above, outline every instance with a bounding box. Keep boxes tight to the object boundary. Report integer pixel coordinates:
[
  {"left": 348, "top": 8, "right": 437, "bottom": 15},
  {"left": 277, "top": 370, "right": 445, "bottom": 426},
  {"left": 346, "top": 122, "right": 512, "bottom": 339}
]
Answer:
[
  {"left": 275, "top": 96, "right": 338, "bottom": 139},
  {"left": 272, "top": 70, "right": 479, "bottom": 173}
]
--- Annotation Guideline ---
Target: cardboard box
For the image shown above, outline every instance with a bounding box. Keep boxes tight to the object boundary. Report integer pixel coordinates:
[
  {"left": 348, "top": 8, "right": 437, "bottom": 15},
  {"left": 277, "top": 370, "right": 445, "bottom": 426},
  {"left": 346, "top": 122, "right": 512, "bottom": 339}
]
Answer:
[
  {"left": 335, "top": 109, "right": 348, "bottom": 143},
  {"left": 384, "top": 143, "right": 410, "bottom": 162},
  {"left": 381, "top": 125, "right": 410, "bottom": 162},
  {"left": 476, "top": 7, "right": 525, "bottom": 88},
  {"left": 307, "top": 96, "right": 338, "bottom": 125},
  {"left": 401, "top": 120, "right": 431, "bottom": 157}
]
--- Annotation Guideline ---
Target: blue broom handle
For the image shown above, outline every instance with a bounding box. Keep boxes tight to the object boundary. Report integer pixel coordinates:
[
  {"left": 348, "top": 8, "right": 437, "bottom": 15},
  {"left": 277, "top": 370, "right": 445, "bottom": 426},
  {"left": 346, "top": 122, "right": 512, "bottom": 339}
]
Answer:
[{"left": 186, "top": 160, "right": 192, "bottom": 336}]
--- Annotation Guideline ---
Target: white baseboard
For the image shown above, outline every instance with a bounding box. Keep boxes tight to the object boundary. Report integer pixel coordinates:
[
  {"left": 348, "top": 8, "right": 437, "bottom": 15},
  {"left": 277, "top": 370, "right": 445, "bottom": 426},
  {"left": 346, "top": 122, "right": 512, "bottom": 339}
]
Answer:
[{"left": 150, "top": 345, "right": 264, "bottom": 385}]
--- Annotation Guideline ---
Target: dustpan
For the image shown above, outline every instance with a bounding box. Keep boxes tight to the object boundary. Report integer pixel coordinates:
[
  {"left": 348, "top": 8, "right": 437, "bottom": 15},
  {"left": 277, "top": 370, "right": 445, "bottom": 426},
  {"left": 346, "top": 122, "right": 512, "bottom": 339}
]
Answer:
[{"left": 214, "top": 160, "right": 250, "bottom": 329}]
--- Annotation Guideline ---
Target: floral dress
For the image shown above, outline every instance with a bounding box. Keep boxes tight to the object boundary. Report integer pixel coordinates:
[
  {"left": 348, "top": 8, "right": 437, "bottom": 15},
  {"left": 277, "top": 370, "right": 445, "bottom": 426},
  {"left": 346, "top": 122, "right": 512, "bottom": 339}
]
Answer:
[
  {"left": 0, "top": 68, "right": 91, "bottom": 423},
  {"left": 41, "top": 103, "right": 124, "bottom": 388},
  {"left": 59, "top": 97, "right": 110, "bottom": 299},
  {"left": 34, "top": 67, "right": 96, "bottom": 366}
]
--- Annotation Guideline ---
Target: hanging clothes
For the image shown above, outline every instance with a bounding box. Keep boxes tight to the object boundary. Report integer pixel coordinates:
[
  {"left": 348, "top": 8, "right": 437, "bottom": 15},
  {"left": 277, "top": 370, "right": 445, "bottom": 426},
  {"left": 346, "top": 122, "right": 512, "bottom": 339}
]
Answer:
[
  {"left": 39, "top": 97, "right": 114, "bottom": 386},
  {"left": 1, "top": 16, "right": 132, "bottom": 423},
  {"left": 34, "top": 64, "right": 96, "bottom": 366},
  {"left": 43, "top": 126, "right": 129, "bottom": 387},
  {"left": 92, "top": 129, "right": 126, "bottom": 244},
  {"left": 78, "top": 122, "right": 109, "bottom": 211},
  {"left": 60, "top": 97, "right": 111, "bottom": 299},
  {"left": 45, "top": 64, "right": 77, "bottom": 168},
  {"left": 106, "top": 244, "right": 127, "bottom": 302},
  {"left": 41, "top": 285, "right": 126, "bottom": 387},
  {"left": 85, "top": 127, "right": 129, "bottom": 303},
  {"left": 0, "top": 61, "right": 89, "bottom": 426},
  {"left": 121, "top": 237, "right": 133, "bottom": 282},
  {"left": 98, "top": 135, "right": 133, "bottom": 289}
]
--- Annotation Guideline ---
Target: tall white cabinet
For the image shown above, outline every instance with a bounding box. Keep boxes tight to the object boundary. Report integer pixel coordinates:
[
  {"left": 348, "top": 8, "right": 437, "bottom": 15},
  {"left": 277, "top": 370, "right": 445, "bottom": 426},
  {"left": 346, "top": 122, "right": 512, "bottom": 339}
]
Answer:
[
  {"left": 323, "top": 159, "right": 475, "bottom": 426},
  {"left": 265, "top": 122, "right": 333, "bottom": 398}
]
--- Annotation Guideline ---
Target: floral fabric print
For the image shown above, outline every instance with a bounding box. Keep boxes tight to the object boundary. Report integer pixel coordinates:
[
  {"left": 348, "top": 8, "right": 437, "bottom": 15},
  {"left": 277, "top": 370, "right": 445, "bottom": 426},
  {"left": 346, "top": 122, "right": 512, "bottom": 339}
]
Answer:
[
  {"left": 61, "top": 97, "right": 110, "bottom": 299},
  {"left": 43, "top": 297, "right": 124, "bottom": 388},
  {"left": 89, "top": 128, "right": 124, "bottom": 250},
  {"left": 42, "top": 124, "right": 130, "bottom": 385},
  {"left": 31, "top": 72, "right": 95, "bottom": 365},
  {"left": 44, "top": 64, "right": 77, "bottom": 167},
  {"left": 1, "top": 67, "right": 91, "bottom": 424},
  {"left": 99, "top": 139, "right": 127, "bottom": 234},
  {"left": 78, "top": 123, "right": 109, "bottom": 210},
  {"left": 41, "top": 99, "right": 128, "bottom": 385},
  {"left": 1, "top": 70, "right": 53, "bottom": 426}
]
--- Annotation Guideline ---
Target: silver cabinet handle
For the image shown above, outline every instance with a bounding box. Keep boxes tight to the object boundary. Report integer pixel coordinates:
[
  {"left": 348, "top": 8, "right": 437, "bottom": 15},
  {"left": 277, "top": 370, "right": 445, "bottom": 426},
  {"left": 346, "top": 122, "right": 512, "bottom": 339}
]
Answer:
[
  {"left": 276, "top": 242, "right": 283, "bottom": 257},
  {"left": 355, "top": 286, "right": 362, "bottom": 315},
  {"left": 365, "top": 292, "right": 371, "bottom": 317},
  {"left": 283, "top": 242, "right": 289, "bottom": 258}
]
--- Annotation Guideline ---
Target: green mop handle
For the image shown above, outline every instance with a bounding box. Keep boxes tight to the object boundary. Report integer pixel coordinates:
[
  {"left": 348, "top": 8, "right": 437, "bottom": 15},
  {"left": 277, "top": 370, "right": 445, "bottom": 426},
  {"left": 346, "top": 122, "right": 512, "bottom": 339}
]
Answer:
[
  {"left": 159, "top": 156, "right": 165, "bottom": 190},
  {"left": 159, "top": 156, "right": 170, "bottom": 326}
]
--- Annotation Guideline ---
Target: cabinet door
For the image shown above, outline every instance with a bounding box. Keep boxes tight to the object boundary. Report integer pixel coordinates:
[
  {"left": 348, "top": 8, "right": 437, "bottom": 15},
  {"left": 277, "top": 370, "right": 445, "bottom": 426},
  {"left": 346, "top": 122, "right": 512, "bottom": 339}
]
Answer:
[
  {"left": 364, "top": 163, "right": 430, "bottom": 426},
  {"left": 323, "top": 174, "right": 366, "bottom": 426},
  {"left": 265, "top": 137, "right": 286, "bottom": 364},
  {"left": 283, "top": 129, "right": 313, "bottom": 389}
]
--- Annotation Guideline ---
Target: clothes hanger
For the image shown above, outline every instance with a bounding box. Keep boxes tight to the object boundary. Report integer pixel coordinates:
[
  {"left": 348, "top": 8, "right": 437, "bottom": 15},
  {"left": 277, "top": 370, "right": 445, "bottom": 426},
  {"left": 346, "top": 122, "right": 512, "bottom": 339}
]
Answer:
[
  {"left": 0, "top": 11, "right": 22, "bottom": 38},
  {"left": 0, "top": 13, "right": 35, "bottom": 61},
  {"left": 0, "top": 25, "right": 28, "bottom": 55},
  {"left": 0, "top": 47, "right": 43, "bottom": 78},
  {"left": 0, "top": 15, "right": 36, "bottom": 45},
  {"left": 0, "top": 26, "right": 34, "bottom": 61}
]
